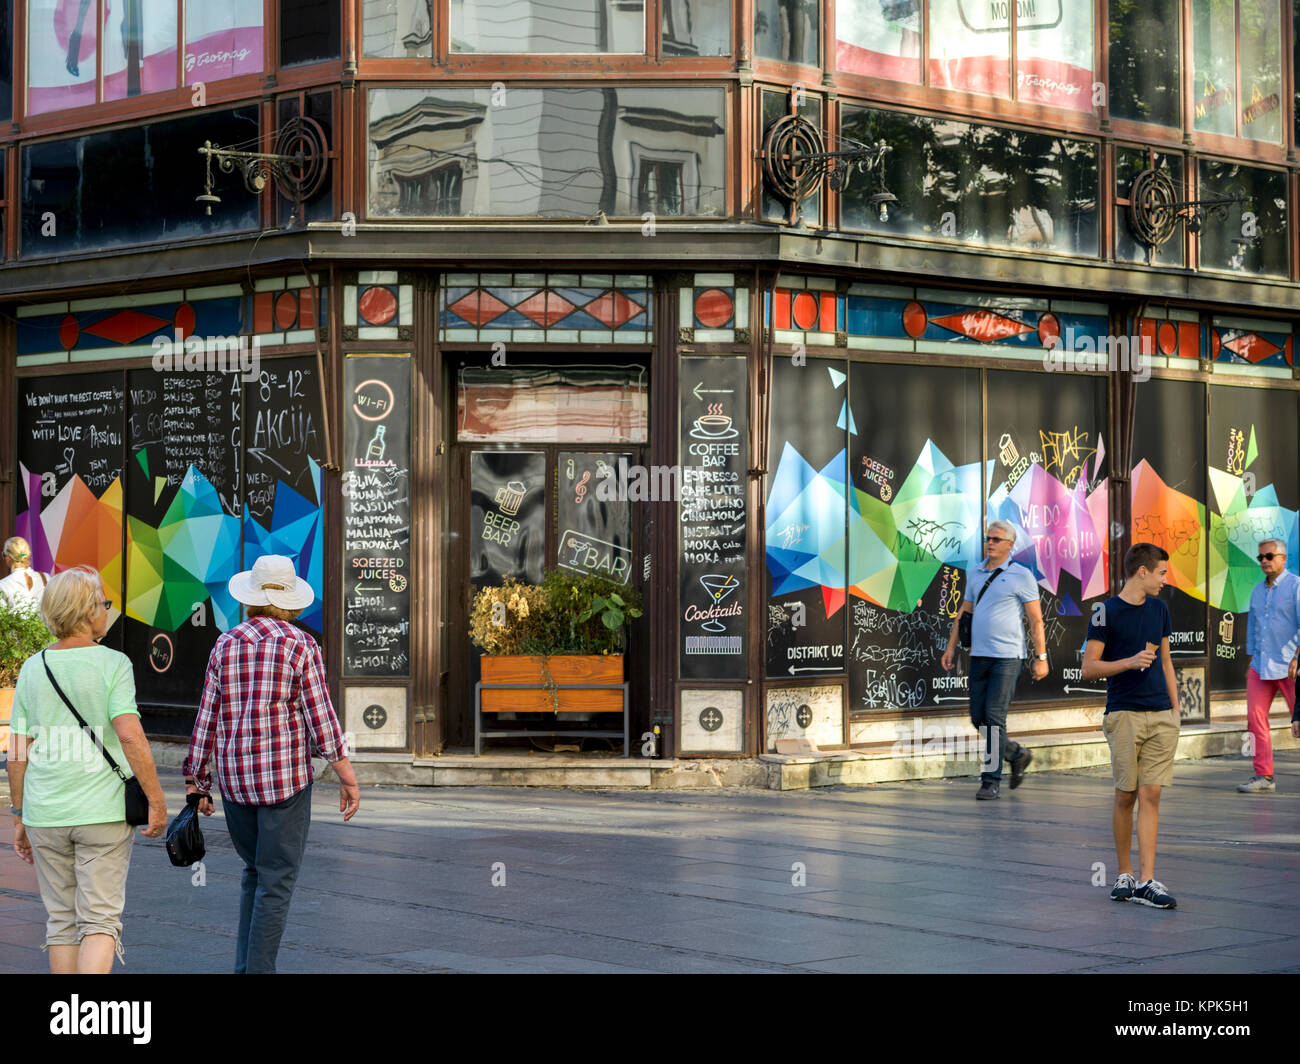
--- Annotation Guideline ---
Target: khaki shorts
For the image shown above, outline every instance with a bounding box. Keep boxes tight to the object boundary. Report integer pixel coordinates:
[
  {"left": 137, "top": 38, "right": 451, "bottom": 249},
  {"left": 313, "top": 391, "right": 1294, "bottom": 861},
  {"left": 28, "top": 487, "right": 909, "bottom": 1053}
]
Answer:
[
  {"left": 25, "top": 820, "right": 134, "bottom": 961},
  {"left": 1103, "top": 708, "right": 1180, "bottom": 791}
]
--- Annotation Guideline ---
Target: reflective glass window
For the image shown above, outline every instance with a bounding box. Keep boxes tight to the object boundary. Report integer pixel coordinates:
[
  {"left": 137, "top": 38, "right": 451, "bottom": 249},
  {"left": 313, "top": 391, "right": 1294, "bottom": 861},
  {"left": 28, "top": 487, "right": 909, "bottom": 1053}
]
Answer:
[
  {"left": 368, "top": 87, "right": 726, "bottom": 219},
  {"left": 450, "top": 0, "right": 645, "bottom": 54},
  {"left": 1192, "top": 0, "right": 1238, "bottom": 136},
  {"left": 458, "top": 365, "right": 648, "bottom": 443},
  {"left": 0, "top": 1, "right": 13, "bottom": 122},
  {"left": 21, "top": 106, "right": 260, "bottom": 256},
  {"left": 841, "top": 106, "right": 1100, "bottom": 257},
  {"left": 280, "top": 0, "right": 340, "bottom": 66},
  {"left": 1109, "top": 0, "right": 1180, "bottom": 128},
  {"left": 754, "top": 0, "right": 819, "bottom": 65},
  {"left": 363, "top": 0, "right": 433, "bottom": 57},
  {"left": 662, "top": 0, "right": 729, "bottom": 56},
  {"left": 1238, "top": 0, "right": 1282, "bottom": 142},
  {"left": 1016, "top": 0, "right": 1093, "bottom": 111},
  {"left": 1197, "top": 159, "right": 1287, "bottom": 276},
  {"left": 1115, "top": 147, "right": 1185, "bottom": 267}
]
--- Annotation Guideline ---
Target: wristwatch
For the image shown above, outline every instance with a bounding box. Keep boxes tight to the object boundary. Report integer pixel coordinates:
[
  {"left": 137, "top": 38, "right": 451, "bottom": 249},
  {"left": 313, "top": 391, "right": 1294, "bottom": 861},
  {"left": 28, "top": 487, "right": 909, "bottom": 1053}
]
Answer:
[{"left": 1035, "top": 653, "right": 1048, "bottom": 661}]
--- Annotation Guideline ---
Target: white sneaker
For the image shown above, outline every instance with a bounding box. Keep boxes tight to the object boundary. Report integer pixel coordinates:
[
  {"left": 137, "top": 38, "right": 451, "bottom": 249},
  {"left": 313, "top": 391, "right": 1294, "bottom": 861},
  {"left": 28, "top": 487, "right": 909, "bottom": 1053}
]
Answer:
[{"left": 1237, "top": 776, "right": 1276, "bottom": 793}]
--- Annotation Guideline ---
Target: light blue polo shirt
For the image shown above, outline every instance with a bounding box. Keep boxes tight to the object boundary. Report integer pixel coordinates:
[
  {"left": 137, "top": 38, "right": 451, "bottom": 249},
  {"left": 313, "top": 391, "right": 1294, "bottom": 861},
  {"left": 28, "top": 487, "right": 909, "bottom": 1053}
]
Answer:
[
  {"left": 963, "top": 560, "right": 1040, "bottom": 659},
  {"left": 1246, "top": 569, "right": 1300, "bottom": 681}
]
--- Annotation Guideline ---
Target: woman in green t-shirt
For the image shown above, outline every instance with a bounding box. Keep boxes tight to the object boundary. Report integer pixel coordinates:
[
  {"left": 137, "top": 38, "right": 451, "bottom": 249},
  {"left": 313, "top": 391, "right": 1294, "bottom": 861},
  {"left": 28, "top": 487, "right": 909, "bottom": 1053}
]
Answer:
[{"left": 8, "top": 567, "right": 167, "bottom": 973}]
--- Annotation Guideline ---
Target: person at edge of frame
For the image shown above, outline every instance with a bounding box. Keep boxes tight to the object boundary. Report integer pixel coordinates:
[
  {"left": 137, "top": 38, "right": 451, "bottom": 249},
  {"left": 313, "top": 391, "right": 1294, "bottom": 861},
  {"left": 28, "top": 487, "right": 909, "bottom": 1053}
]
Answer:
[
  {"left": 941, "top": 518, "right": 1048, "bottom": 800},
  {"left": 1237, "top": 537, "right": 1300, "bottom": 793},
  {"left": 1082, "top": 541, "right": 1180, "bottom": 910}
]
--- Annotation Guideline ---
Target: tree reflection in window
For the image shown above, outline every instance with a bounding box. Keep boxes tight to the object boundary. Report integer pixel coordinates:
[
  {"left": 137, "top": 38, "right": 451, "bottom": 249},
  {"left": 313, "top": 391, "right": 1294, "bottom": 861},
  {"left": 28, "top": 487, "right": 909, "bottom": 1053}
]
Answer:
[
  {"left": 841, "top": 106, "right": 1099, "bottom": 258},
  {"left": 1108, "top": 0, "right": 1180, "bottom": 128},
  {"left": 1197, "top": 159, "right": 1287, "bottom": 277}
]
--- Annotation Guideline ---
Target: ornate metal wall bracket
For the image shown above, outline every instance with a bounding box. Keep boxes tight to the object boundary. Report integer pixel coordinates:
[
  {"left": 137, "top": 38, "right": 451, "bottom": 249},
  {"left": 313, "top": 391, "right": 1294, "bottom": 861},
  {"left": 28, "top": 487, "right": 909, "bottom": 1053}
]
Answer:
[
  {"left": 197, "top": 117, "right": 329, "bottom": 221},
  {"left": 1126, "top": 168, "right": 1250, "bottom": 251},
  {"left": 760, "top": 114, "right": 893, "bottom": 226}
]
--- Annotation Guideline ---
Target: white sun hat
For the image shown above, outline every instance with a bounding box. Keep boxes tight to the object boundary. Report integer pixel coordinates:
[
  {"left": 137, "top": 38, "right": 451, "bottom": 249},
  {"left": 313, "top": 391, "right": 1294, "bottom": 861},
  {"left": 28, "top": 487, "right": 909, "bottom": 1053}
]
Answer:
[{"left": 229, "top": 554, "right": 314, "bottom": 610}]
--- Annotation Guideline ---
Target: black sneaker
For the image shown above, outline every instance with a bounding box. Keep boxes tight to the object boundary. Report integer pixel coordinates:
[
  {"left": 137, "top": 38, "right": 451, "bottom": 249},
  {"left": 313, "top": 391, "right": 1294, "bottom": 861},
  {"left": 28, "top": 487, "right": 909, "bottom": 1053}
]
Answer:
[
  {"left": 1109, "top": 872, "right": 1136, "bottom": 901},
  {"left": 976, "top": 782, "right": 1000, "bottom": 800},
  {"left": 1009, "top": 746, "right": 1033, "bottom": 789},
  {"left": 1131, "top": 879, "right": 1176, "bottom": 909}
]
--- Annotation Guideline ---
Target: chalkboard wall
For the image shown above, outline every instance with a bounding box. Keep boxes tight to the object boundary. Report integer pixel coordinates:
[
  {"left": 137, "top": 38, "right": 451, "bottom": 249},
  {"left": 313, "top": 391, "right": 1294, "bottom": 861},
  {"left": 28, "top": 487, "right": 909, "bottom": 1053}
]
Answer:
[{"left": 343, "top": 356, "right": 412, "bottom": 676}]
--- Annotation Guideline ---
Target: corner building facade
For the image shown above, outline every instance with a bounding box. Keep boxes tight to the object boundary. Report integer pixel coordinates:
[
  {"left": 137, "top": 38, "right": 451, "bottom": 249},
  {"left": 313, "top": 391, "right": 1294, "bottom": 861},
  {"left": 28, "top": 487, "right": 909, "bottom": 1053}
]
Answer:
[{"left": 1, "top": 0, "right": 1298, "bottom": 758}]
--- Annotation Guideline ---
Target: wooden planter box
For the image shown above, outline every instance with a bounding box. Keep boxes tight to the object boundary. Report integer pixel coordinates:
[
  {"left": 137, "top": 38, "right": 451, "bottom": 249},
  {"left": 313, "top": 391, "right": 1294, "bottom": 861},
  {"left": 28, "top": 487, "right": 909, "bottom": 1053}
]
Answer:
[{"left": 480, "top": 655, "right": 623, "bottom": 714}]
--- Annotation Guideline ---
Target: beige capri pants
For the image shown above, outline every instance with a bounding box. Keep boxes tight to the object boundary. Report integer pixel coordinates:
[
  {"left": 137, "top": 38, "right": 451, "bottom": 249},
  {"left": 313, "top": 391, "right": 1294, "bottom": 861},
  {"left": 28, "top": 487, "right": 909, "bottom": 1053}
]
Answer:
[{"left": 25, "top": 821, "right": 134, "bottom": 963}]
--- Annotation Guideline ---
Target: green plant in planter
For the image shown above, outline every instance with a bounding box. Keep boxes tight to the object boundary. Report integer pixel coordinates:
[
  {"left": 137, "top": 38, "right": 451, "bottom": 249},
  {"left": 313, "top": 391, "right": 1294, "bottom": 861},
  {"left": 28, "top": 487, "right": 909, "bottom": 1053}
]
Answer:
[
  {"left": 0, "top": 597, "right": 53, "bottom": 688},
  {"left": 470, "top": 570, "right": 644, "bottom": 711}
]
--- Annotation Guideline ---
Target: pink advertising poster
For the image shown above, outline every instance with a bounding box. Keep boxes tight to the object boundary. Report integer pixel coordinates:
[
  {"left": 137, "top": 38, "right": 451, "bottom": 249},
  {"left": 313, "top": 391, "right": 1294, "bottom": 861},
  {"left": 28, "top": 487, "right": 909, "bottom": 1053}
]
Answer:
[
  {"left": 184, "top": 0, "right": 263, "bottom": 84},
  {"left": 836, "top": 0, "right": 922, "bottom": 83},
  {"left": 27, "top": 0, "right": 99, "bottom": 115},
  {"left": 103, "top": 0, "right": 177, "bottom": 101},
  {"left": 929, "top": 0, "right": 1093, "bottom": 110}
]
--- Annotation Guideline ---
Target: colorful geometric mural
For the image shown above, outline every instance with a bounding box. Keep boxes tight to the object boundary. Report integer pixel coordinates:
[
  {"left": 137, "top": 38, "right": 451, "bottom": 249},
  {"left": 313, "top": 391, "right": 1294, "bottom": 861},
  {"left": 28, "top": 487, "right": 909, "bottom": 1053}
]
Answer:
[
  {"left": 1131, "top": 459, "right": 1207, "bottom": 601},
  {"left": 441, "top": 273, "right": 653, "bottom": 343},
  {"left": 125, "top": 467, "right": 241, "bottom": 633},
  {"left": 244, "top": 458, "right": 326, "bottom": 633},
  {"left": 988, "top": 441, "right": 1110, "bottom": 601},
  {"left": 766, "top": 438, "right": 984, "bottom": 616},
  {"left": 16, "top": 466, "right": 124, "bottom": 626},
  {"left": 1208, "top": 429, "right": 1299, "bottom": 611}
]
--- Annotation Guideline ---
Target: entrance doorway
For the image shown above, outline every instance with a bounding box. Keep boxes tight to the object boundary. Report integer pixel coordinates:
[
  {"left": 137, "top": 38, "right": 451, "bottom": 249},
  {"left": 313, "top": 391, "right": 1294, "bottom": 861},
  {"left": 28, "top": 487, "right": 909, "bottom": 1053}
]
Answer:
[{"left": 446, "top": 362, "right": 650, "bottom": 751}]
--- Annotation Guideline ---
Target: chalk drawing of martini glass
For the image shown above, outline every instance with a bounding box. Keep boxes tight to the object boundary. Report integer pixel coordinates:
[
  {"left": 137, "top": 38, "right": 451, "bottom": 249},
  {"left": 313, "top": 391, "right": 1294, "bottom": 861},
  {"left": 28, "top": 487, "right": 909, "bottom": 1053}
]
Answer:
[{"left": 699, "top": 574, "right": 739, "bottom": 632}]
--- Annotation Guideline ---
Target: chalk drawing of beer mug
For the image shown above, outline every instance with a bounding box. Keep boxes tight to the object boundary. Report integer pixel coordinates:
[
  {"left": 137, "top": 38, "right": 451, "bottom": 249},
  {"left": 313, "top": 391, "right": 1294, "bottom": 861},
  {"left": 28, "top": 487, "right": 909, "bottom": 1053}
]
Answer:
[
  {"left": 495, "top": 480, "right": 527, "bottom": 516},
  {"left": 1219, "top": 613, "right": 1235, "bottom": 643}
]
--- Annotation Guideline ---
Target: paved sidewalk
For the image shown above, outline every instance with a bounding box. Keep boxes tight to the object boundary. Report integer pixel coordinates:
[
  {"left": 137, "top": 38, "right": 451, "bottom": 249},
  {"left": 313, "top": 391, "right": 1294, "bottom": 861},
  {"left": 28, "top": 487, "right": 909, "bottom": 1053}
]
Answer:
[{"left": 1, "top": 753, "right": 1297, "bottom": 974}]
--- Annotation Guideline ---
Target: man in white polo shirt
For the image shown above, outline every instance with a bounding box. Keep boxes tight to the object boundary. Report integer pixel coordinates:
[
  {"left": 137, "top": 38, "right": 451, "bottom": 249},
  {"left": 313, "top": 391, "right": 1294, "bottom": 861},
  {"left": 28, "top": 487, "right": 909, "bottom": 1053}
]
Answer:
[{"left": 942, "top": 520, "right": 1049, "bottom": 799}]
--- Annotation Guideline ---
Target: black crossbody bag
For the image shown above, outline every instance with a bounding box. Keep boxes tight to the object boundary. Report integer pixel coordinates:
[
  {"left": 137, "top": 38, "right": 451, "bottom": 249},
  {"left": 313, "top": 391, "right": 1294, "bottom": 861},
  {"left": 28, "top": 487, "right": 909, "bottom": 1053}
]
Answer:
[
  {"left": 958, "top": 567, "right": 1006, "bottom": 651},
  {"left": 41, "top": 651, "right": 150, "bottom": 826}
]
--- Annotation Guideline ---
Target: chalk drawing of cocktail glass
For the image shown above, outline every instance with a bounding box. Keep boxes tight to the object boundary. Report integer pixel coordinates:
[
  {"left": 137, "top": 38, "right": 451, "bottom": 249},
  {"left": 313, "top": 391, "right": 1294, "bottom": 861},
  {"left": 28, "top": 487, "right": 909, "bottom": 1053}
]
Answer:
[{"left": 699, "top": 573, "right": 739, "bottom": 632}]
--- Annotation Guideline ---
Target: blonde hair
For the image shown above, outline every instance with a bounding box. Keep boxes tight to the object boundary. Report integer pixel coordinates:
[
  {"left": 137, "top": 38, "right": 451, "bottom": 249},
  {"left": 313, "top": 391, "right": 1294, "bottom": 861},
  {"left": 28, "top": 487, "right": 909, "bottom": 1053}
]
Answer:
[
  {"left": 4, "top": 537, "right": 32, "bottom": 567},
  {"left": 41, "top": 566, "right": 103, "bottom": 638},
  {"left": 246, "top": 604, "right": 303, "bottom": 622}
]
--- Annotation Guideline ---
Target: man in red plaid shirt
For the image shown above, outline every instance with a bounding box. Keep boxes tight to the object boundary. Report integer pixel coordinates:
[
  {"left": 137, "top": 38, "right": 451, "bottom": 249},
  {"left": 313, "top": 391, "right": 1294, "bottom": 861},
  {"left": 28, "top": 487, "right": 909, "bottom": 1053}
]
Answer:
[{"left": 183, "top": 555, "right": 360, "bottom": 974}]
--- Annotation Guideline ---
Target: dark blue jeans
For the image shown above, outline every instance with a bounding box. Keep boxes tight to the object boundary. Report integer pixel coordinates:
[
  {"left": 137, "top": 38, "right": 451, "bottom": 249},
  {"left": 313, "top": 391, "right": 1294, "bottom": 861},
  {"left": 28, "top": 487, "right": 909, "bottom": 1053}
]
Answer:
[
  {"left": 223, "top": 784, "right": 313, "bottom": 974},
  {"left": 968, "top": 657, "right": 1026, "bottom": 784}
]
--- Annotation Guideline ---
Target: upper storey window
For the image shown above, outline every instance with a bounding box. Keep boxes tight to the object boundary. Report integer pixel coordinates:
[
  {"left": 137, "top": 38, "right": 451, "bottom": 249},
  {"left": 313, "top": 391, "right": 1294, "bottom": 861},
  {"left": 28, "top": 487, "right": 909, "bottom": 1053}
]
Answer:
[
  {"left": 755, "top": 0, "right": 818, "bottom": 66},
  {"left": 1108, "top": 0, "right": 1180, "bottom": 128},
  {"left": 1192, "top": 0, "right": 1282, "bottom": 142},
  {"left": 364, "top": 0, "right": 432, "bottom": 57},
  {"left": 662, "top": 0, "right": 729, "bottom": 56},
  {"left": 25, "top": 0, "right": 263, "bottom": 116},
  {"left": 450, "top": 0, "right": 646, "bottom": 53},
  {"left": 837, "top": 0, "right": 1095, "bottom": 112}
]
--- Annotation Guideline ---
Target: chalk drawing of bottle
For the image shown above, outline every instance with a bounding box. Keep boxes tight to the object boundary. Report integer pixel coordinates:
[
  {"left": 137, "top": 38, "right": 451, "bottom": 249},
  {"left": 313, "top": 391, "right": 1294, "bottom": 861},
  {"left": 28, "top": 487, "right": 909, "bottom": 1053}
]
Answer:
[
  {"left": 1219, "top": 612, "right": 1234, "bottom": 643},
  {"left": 366, "top": 425, "right": 386, "bottom": 461}
]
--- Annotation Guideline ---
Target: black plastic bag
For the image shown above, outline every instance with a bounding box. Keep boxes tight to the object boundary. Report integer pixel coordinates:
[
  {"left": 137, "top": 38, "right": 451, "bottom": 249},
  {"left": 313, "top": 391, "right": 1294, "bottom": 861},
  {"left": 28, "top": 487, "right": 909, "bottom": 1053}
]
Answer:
[{"left": 165, "top": 793, "right": 207, "bottom": 867}]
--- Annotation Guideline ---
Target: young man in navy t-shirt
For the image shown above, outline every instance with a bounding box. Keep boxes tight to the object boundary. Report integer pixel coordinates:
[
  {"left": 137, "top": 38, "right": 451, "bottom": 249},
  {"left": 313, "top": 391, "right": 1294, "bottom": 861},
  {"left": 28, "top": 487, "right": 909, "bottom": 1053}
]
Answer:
[{"left": 1082, "top": 542, "right": 1181, "bottom": 909}]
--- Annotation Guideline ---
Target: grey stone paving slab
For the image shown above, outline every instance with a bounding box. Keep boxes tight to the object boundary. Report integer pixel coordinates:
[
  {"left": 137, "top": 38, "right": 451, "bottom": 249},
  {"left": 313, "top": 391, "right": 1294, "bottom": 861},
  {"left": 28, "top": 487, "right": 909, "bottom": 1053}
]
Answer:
[{"left": 2, "top": 751, "right": 1298, "bottom": 973}]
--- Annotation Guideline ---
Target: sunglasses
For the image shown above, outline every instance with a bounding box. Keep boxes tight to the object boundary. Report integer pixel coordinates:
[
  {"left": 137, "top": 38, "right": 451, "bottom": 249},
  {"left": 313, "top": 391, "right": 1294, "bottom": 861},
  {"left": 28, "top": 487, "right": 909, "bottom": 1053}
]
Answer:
[
  {"left": 1257, "top": 553, "right": 1283, "bottom": 562},
  {"left": 100, "top": 600, "right": 113, "bottom": 611},
  {"left": 984, "top": 536, "right": 1008, "bottom": 543}
]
